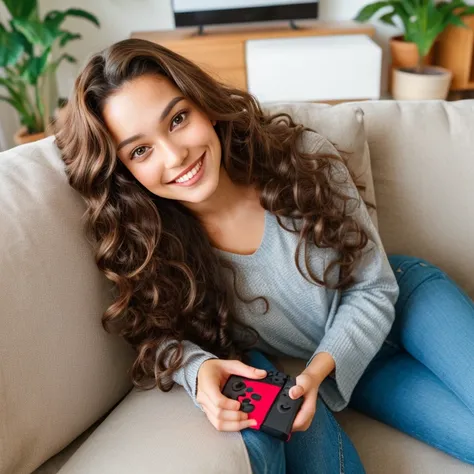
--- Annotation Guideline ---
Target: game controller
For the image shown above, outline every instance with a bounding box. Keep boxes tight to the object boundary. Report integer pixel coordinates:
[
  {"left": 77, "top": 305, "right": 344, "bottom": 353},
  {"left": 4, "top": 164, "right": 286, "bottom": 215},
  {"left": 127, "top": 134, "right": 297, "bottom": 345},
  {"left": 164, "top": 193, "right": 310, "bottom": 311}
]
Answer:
[{"left": 222, "top": 370, "right": 303, "bottom": 442}]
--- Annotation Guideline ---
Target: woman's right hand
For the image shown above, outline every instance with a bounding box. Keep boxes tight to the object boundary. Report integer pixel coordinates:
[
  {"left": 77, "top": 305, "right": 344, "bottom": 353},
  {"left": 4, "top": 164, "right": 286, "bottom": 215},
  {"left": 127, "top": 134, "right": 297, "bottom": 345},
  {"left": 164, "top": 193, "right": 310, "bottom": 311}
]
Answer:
[{"left": 196, "top": 358, "right": 267, "bottom": 432}]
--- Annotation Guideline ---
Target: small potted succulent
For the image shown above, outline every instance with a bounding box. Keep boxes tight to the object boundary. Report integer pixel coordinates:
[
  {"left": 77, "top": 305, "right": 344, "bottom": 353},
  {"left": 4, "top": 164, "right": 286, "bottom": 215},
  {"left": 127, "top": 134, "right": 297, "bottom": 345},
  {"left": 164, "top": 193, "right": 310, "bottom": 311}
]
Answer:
[
  {"left": 0, "top": 0, "right": 100, "bottom": 145},
  {"left": 355, "top": 0, "right": 474, "bottom": 100}
]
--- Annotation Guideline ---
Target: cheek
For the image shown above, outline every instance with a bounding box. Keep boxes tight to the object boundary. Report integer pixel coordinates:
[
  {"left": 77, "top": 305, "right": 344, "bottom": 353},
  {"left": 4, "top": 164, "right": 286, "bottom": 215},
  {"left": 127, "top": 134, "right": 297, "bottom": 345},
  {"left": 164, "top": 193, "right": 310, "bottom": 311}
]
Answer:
[{"left": 133, "top": 160, "right": 165, "bottom": 189}]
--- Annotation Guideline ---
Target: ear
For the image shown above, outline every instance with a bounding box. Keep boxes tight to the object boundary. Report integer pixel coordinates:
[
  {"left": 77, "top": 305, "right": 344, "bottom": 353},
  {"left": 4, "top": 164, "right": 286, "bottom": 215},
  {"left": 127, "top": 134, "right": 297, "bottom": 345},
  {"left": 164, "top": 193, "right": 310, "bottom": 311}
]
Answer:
[{"left": 212, "top": 120, "right": 217, "bottom": 126}]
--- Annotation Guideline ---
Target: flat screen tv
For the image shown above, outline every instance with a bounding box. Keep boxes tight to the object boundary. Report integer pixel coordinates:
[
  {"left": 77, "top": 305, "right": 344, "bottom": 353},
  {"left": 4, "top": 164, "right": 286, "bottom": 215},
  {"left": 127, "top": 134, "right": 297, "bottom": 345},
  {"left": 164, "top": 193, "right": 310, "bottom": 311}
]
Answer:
[{"left": 172, "top": 0, "right": 319, "bottom": 28}]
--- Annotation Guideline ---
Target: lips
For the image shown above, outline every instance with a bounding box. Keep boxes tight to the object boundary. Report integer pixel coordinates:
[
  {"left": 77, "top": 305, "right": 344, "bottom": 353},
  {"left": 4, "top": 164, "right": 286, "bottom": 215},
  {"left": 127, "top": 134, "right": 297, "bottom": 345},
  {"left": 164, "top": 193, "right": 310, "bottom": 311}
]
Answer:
[{"left": 167, "top": 153, "right": 205, "bottom": 184}]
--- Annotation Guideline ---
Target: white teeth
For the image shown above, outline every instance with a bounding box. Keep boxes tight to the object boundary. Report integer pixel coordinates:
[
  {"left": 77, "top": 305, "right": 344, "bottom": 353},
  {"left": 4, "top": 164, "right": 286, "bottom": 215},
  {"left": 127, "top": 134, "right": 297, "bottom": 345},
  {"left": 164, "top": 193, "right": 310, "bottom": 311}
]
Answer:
[{"left": 175, "top": 158, "right": 203, "bottom": 183}]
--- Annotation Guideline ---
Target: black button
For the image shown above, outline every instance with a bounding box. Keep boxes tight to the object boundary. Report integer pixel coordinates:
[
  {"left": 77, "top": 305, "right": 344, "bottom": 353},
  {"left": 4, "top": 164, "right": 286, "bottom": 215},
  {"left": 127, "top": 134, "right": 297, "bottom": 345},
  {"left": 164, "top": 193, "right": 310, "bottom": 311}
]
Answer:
[
  {"left": 279, "top": 403, "right": 292, "bottom": 413},
  {"left": 241, "top": 403, "right": 255, "bottom": 413},
  {"left": 251, "top": 394, "right": 262, "bottom": 401},
  {"left": 241, "top": 398, "right": 251, "bottom": 404},
  {"left": 232, "top": 381, "right": 246, "bottom": 392}
]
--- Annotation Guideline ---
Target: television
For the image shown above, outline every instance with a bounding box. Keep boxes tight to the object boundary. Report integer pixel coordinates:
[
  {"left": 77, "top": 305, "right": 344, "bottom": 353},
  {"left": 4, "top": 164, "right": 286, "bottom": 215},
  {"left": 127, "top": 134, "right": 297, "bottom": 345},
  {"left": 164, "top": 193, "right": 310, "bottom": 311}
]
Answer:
[{"left": 172, "top": 0, "right": 319, "bottom": 28}]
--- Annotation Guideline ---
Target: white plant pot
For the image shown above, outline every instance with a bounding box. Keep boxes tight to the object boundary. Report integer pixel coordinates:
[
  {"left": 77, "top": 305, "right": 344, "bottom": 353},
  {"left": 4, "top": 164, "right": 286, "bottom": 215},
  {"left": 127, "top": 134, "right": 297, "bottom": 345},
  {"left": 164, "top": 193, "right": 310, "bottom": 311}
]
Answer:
[{"left": 392, "top": 66, "right": 452, "bottom": 100}]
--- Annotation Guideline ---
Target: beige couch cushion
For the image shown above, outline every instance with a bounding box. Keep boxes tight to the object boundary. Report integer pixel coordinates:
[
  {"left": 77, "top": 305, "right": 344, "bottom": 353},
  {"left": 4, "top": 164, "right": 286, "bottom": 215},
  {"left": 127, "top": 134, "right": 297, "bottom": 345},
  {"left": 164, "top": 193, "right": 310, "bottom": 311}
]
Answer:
[
  {"left": 0, "top": 137, "right": 135, "bottom": 474},
  {"left": 358, "top": 99, "right": 474, "bottom": 299},
  {"left": 56, "top": 387, "right": 251, "bottom": 474}
]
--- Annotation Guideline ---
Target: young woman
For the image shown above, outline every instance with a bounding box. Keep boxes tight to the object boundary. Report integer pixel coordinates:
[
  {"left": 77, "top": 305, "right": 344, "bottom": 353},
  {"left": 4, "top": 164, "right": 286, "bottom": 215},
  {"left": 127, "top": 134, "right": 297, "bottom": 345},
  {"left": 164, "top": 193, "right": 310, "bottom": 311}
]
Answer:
[{"left": 55, "top": 38, "right": 474, "bottom": 473}]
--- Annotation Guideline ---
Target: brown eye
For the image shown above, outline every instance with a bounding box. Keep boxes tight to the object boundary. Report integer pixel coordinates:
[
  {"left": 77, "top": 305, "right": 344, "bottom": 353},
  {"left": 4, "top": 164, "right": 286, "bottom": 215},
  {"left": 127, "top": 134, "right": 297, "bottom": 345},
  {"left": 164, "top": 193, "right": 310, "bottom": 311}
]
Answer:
[
  {"left": 171, "top": 111, "right": 187, "bottom": 130},
  {"left": 131, "top": 146, "right": 150, "bottom": 160}
]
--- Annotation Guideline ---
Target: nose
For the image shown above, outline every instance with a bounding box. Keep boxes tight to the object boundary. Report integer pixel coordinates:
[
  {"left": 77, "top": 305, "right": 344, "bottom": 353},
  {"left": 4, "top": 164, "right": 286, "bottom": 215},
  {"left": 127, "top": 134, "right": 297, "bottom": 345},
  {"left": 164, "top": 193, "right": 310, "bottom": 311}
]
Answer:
[{"left": 159, "top": 138, "right": 188, "bottom": 169}]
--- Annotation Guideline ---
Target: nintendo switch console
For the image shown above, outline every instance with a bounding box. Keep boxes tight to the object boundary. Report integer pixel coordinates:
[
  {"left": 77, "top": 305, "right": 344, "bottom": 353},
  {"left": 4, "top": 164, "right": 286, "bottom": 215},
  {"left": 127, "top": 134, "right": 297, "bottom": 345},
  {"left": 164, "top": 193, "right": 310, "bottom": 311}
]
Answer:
[{"left": 222, "top": 370, "right": 303, "bottom": 441}]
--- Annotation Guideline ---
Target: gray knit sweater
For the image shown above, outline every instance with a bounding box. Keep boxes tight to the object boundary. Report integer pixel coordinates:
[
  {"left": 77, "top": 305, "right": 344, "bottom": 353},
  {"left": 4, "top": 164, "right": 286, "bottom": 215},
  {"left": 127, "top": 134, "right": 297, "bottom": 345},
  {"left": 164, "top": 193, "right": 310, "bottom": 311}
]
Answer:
[{"left": 165, "top": 174, "right": 399, "bottom": 412}]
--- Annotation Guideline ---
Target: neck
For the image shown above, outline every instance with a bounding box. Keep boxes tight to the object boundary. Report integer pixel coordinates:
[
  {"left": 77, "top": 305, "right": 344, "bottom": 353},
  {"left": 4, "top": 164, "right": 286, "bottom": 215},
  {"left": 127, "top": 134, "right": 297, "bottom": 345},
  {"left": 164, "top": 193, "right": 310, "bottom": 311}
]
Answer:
[{"left": 183, "top": 166, "right": 257, "bottom": 222}]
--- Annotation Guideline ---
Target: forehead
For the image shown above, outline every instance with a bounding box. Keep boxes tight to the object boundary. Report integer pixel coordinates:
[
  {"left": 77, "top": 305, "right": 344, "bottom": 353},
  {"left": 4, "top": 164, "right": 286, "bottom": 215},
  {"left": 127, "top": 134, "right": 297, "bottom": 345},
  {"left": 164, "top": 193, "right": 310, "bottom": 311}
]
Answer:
[{"left": 102, "top": 74, "right": 181, "bottom": 140}]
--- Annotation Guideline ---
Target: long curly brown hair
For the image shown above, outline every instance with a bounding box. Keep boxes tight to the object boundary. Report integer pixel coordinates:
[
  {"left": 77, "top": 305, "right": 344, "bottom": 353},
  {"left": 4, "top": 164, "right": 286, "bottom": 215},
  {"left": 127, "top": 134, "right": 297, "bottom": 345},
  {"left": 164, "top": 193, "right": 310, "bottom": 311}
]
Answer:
[{"left": 55, "top": 38, "right": 371, "bottom": 393}]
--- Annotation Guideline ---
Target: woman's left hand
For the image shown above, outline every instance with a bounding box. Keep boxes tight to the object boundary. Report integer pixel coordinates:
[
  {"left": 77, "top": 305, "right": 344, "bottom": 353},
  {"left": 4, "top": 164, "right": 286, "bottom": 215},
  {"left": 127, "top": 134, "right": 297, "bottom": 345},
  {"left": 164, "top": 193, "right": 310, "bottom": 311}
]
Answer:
[{"left": 288, "top": 371, "right": 321, "bottom": 432}]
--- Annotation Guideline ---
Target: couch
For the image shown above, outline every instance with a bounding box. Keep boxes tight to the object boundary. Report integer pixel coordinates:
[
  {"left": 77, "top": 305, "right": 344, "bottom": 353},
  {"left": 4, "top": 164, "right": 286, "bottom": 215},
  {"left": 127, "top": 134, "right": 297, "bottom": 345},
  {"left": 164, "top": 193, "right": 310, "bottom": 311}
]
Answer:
[{"left": 1, "top": 100, "right": 474, "bottom": 474}]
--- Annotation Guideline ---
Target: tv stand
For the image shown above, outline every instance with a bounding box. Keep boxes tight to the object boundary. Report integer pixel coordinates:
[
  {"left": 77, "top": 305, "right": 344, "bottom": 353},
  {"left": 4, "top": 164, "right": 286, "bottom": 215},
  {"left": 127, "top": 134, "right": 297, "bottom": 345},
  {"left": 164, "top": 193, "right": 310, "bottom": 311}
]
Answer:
[
  {"left": 289, "top": 20, "right": 300, "bottom": 30},
  {"left": 131, "top": 20, "right": 375, "bottom": 91}
]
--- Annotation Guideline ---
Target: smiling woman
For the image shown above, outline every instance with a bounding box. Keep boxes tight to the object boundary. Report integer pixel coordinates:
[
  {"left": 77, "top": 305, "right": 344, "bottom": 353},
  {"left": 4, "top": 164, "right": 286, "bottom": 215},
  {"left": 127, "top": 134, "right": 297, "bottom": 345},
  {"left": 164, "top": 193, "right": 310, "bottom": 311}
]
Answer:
[{"left": 52, "top": 36, "right": 474, "bottom": 474}]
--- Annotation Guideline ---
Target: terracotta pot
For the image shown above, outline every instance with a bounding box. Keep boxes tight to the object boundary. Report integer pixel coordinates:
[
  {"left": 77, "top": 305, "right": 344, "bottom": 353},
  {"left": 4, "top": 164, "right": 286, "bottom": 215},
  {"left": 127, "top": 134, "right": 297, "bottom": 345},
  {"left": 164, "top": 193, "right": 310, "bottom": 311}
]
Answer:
[
  {"left": 13, "top": 126, "right": 46, "bottom": 145},
  {"left": 390, "top": 35, "right": 435, "bottom": 69},
  {"left": 392, "top": 66, "right": 452, "bottom": 100}
]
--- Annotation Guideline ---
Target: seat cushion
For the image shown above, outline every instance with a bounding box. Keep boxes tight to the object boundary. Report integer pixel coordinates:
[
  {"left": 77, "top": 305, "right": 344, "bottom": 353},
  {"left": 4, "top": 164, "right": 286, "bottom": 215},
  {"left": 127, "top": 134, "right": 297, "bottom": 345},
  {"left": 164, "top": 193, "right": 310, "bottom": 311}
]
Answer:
[
  {"left": 56, "top": 386, "right": 251, "bottom": 474},
  {"left": 52, "top": 357, "right": 474, "bottom": 474}
]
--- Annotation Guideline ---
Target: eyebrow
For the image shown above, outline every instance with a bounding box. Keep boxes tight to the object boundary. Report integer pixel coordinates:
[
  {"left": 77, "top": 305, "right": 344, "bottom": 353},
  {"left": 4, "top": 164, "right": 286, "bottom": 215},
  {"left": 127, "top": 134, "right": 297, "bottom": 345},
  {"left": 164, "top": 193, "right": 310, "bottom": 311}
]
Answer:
[{"left": 116, "top": 96, "right": 185, "bottom": 151}]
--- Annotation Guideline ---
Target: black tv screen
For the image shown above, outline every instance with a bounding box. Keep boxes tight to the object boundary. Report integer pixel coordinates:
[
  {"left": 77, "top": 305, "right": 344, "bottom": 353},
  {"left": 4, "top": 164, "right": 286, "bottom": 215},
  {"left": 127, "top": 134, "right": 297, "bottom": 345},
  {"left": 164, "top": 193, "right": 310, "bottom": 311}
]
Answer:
[{"left": 173, "top": 0, "right": 319, "bottom": 28}]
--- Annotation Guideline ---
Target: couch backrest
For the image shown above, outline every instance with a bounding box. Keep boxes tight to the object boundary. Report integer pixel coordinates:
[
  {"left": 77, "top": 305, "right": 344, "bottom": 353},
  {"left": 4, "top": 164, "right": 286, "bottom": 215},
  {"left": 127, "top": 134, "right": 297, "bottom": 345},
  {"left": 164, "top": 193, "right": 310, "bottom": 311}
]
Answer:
[{"left": 358, "top": 100, "right": 474, "bottom": 298}]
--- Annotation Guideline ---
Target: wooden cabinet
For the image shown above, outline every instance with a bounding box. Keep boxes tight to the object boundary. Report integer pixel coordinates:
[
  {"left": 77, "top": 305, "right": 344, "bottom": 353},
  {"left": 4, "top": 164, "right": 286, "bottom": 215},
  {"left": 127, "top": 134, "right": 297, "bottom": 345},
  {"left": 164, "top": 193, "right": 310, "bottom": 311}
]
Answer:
[
  {"left": 131, "top": 21, "right": 375, "bottom": 91},
  {"left": 436, "top": 15, "right": 474, "bottom": 91}
]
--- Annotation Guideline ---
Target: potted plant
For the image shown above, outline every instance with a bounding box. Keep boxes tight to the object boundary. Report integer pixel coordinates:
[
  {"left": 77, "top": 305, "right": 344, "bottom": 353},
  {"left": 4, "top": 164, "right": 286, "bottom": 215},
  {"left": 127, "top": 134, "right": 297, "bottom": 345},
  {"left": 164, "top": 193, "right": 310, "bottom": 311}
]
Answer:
[
  {"left": 0, "top": 0, "right": 99, "bottom": 145},
  {"left": 355, "top": 0, "right": 474, "bottom": 100}
]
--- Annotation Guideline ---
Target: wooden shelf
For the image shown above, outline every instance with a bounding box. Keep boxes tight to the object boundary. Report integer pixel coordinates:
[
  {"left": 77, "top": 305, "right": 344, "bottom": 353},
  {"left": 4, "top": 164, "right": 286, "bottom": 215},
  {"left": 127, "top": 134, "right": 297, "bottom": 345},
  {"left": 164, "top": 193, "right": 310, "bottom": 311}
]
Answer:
[{"left": 131, "top": 21, "right": 376, "bottom": 91}]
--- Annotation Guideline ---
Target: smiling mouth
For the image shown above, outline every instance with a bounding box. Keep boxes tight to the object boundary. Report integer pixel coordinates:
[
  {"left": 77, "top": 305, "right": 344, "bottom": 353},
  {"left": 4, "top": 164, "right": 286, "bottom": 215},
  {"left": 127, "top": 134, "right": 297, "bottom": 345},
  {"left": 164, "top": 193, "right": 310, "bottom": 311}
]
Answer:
[{"left": 168, "top": 153, "right": 205, "bottom": 184}]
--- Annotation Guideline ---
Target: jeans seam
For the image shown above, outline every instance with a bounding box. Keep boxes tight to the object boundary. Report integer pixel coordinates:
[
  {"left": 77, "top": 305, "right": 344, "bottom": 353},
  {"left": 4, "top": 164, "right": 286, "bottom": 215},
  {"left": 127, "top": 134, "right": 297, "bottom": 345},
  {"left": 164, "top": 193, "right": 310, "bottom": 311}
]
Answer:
[{"left": 337, "top": 426, "right": 345, "bottom": 474}]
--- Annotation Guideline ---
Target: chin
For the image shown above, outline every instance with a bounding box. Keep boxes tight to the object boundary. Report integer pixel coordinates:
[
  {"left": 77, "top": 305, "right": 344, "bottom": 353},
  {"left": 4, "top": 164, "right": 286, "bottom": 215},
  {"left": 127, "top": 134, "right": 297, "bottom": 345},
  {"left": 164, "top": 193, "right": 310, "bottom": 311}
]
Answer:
[{"left": 181, "top": 178, "right": 219, "bottom": 205}]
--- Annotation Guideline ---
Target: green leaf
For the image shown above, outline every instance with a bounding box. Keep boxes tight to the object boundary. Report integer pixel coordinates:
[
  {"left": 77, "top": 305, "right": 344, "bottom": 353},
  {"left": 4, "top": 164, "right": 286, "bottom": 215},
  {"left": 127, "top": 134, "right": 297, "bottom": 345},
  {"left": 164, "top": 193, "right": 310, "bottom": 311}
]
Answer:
[
  {"left": 2, "top": 0, "right": 37, "bottom": 20},
  {"left": 10, "top": 21, "right": 34, "bottom": 56},
  {"left": 59, "top": 31, "right": 82, "bottom": 48},
  {"left": 447, "top": 14, "right": 468, "bottom": 28},
  {"left": 49, "top": 53, "right": 77, "bottom": 74},
  {"left": 0, "top": 94, "right": 19, "bottom": 110},
  {"left": 379, "top": 11, "right": 397, "bottom": 26},
  {"left": 399, "top": 0, "right": 416, "bottom": 16},
  {"left": 391, "top": 3, "right": 412, "bottom": 31},
  {"left": 0, "top": 26, "right": 25, "bottom": 67},
  {"left": 354, "top": 2, "right": 390, "bottom": 22},
  {"left": 21, "top": 49, "right": 52, "bottom": 85},
  {"left": 12, "top": 19, "right": 57, "bottom": 48},
  {"left": 460, "top": 6, "right": 474, "bottom": 16},
  {"left": 62, "top": 9, "right": 100, "bottom": 28}
]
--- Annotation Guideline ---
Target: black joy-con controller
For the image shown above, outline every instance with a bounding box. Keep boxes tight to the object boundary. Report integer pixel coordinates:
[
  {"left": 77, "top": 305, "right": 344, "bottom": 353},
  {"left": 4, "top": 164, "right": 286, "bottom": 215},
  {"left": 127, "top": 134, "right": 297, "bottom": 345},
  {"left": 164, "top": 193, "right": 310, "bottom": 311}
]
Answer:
[{"left": 222, "top": 370, "right": 303, "bottom": 442}]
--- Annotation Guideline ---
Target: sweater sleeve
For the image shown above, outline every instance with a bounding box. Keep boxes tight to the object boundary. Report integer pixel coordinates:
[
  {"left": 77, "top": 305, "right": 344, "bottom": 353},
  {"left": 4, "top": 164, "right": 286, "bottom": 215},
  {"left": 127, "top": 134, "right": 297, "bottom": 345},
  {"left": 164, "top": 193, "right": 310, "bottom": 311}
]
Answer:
[
  {"left": 307, "top": 164, "right": 399, "bottom": 412},
  {"left": 159, "top": 340, "right": 218, "bottom": 410}
]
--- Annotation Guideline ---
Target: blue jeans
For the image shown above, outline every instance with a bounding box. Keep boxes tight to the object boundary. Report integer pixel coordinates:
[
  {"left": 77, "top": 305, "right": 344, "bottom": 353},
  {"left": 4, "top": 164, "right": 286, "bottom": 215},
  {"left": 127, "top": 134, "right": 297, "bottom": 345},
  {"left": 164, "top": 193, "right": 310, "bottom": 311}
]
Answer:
[
  {"left": 350, "top": 255, "right": 474, "bottom": 465},
  {"left": 242, "top": 255, "right": 474, "bottom": 473}
]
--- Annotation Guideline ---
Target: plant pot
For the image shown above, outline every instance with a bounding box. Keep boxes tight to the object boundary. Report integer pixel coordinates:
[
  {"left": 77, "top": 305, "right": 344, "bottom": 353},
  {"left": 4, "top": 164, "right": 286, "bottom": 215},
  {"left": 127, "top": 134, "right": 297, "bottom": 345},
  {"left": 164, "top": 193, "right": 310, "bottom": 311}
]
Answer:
[
  {"left": 13, "top": 127, "right": 46, "bottom": 145},
  {"left": 390, "top": 35, "right": 435, "bottom": 69},
  {"left": 389, "top": 35, "right": 436, "bottom": 94},
  {"left": 392, "top": 66, "right": 452, "bottom": 100}
]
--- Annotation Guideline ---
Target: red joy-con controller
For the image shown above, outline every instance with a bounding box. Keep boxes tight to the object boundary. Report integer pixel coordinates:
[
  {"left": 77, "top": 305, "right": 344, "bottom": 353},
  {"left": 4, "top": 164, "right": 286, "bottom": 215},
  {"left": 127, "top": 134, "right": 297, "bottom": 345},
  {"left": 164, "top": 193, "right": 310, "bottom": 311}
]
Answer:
[{"left": 222, "top": 370, "right": 303, "bottom": 442}]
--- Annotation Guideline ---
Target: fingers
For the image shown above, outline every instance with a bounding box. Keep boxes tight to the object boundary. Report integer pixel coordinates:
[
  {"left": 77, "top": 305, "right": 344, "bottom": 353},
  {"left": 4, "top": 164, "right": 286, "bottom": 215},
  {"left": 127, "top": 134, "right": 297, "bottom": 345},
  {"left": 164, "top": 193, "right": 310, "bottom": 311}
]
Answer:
[
  {"left": 289, "top": 373, "right": 315, "bottom": 400},
  {"left": 202, "top": 405, "right": 258, "bottom": 432},
  {"left": 291, "top": 391, "right": 317, "bottom": 432},
  {"left": 226, "top": 360, "right": 267, "bottom": 380},
  {"left": 205, "top": 384, "right": 241, "bottom": 411},
  {"left": 200, "top": 391, "right": 249, "bottom": 422}
]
